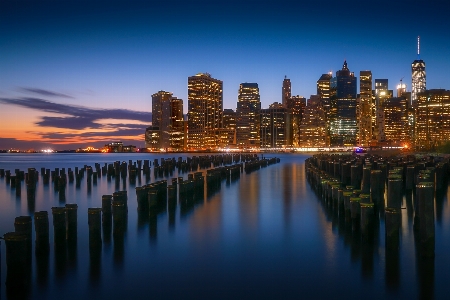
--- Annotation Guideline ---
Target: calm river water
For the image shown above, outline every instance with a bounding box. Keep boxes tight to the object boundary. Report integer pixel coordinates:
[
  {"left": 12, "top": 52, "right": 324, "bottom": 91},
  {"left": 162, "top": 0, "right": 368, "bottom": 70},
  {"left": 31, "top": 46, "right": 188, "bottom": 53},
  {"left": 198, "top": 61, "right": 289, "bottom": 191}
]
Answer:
[{"left": 1, "top": 153, "right": 450, "bottom": 299}]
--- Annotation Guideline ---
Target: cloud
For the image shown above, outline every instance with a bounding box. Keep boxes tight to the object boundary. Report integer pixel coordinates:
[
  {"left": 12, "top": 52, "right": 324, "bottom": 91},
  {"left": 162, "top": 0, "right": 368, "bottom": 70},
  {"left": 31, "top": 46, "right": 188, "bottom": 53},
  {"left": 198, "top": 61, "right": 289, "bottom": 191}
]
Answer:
[
  {"left": 0, "top": 97, "right": 152, "bottom": 130},
  {"left": 38, "top": 125, "right": 148, "bottom": 139},
  {"left": 0, "top": 96, "right": 152, "bottom": 149},
  {"left": 19, "top": 87, "right": 74, "bottom": 99},
  {"left": 36, "top": 116, "right": 98, "bottom": 130}
]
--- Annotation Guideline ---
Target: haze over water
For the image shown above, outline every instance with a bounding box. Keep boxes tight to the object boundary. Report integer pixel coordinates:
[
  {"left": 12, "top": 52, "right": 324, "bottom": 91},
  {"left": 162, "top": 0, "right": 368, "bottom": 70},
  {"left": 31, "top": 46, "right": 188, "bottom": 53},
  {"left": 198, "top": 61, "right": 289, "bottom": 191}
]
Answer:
[{"left": 1, "top": 153, "right": 450, "bottom": 299}]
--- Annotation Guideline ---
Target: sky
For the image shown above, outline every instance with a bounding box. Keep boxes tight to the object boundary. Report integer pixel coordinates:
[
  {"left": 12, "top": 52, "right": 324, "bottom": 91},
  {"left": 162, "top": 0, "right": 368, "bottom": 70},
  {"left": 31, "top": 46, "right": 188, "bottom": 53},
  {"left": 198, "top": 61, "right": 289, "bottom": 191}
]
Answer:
[{"left": 1, "top": 0, "right": 449, "bottom": 150}]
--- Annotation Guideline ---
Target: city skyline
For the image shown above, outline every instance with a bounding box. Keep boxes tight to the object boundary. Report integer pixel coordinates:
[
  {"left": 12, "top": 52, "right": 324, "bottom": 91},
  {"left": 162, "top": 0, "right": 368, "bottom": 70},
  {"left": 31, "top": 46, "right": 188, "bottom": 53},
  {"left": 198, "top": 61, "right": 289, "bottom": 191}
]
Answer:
[{"left": 1, "top": 0, "right": 450, "bottom": 150}]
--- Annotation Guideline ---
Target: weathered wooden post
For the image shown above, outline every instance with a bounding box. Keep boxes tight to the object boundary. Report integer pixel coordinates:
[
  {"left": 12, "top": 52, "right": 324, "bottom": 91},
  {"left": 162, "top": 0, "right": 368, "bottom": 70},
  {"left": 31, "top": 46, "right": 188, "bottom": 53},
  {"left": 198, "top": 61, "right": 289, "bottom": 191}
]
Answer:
[
  {"left": 350, "top": 197, "right": 361, "bottom": 231},
  {"left": 361, "top": 166, "right": 371, "bottom": 194},
  {"left": 14, "top": 216, "right": 32, "bottom": 263},
  {"left": 360, "top": 203, "right": 374, "bottom": 241},
  {"left": 385, "top": 208, "right": 401, "bottom": 251},
  {"left": 416, "top": 182, "right": 435, "bottom": 257},
  {"left": 88, "top": 208, "right": 102, "bottom": 249},
  {"left": 3, "top": 231, "right": 31, "bottom": 297},
  {"left": 34, "top": 211, "right": 50, "bottom": 254},
  {"left": 387, "top": 175, "right": 403, "bottom": 209}
]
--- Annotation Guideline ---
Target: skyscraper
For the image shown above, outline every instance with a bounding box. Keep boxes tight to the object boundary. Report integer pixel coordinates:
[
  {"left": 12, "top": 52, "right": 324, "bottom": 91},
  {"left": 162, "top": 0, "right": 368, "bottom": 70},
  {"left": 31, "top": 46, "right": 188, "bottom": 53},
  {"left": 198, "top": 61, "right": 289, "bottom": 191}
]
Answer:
[
  {"left": 221, "top": 109, "right": 237, "bottom": 147},
  {"left": 329, "top": 61, "right": 357, "bottom": 146},
  {"left": 168, "top": 97, "right": 184, "bottom": 150},
  {"left": 286, "top": 95, "right": 306, "bottom": 147},
  {"left": 152, "top": 91, "right": 172, "bottom": 129},
  {"left": 412, "top": 36, "right": 426, "bottom": 106},
  {"left": 260, "top": 102, "right": 287, "bottom": 148},
  {"left": 282, "top": 76, "right": 291, "bottom": 107},
  {"left": 151, "top": 91, "right": 184, "bottom": 150},
  {"left": 415, "top": 89, "right": 450, "bottom": 150},
  {"left": 358, "top": 71, "right": 373, "bottom": 146},
  {"left": 396, "top": 83, "right": 407, "bottom": 97},
  {"left": 383, "top": 96, "right": 410, "bottom": 147},
  {"left": 298, "top": 95, "right": 327, "bottom": 148},
  {"left": 317, "top": 73, "right": 332, "bottom": 146},
  {"left": 236, "top": 83, "right": 261, "bottom": 149},
  {"left": 317, "top": 73, "right": 332, "bottom": 109},
  {"left": 374, "top": 79, "right": 391, "bottom": 142},
  {"left": 187, "top": 73, "right": 223, "bottom": 150}
]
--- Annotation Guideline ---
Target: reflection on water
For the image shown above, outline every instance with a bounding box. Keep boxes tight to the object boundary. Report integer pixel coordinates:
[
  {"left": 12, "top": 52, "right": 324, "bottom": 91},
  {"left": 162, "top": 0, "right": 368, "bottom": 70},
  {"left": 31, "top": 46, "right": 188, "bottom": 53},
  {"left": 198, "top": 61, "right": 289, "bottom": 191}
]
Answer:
[{"left": 0, "top": 153, "right": 450, "bottom": 299}]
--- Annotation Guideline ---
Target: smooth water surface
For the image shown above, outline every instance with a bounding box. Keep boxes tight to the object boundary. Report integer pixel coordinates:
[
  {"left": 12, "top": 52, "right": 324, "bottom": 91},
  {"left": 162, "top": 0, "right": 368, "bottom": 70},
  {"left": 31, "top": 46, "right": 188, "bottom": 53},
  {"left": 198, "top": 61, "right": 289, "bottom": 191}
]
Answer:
[{"left": 1, "top": 153, "right": 450, "bottom": 299}]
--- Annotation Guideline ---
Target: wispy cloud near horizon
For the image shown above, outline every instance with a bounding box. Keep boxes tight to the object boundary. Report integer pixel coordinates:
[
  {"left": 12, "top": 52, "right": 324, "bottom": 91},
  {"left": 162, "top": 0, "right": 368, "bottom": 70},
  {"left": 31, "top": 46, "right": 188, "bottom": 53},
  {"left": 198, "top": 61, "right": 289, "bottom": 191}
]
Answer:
[
  {"left": 19, "top": 87, "right": 75, "bottom": 99},
  {"left": 0, "top": 96, "right": 151, "bottom": 149},
  {"left": 0, "top": 97, "right": 152, "bottom": 130}
]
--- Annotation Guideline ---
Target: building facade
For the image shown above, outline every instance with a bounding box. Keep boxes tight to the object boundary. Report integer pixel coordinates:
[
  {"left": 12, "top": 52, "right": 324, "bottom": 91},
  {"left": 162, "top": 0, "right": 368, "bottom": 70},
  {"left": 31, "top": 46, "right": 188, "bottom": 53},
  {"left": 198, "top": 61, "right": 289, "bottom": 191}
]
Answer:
[
  {"left": 374, "top": 79, "right": 391, "bottom": 142},
  {"left": 282, "top": 76, "right": 291, "bottom": 108},
  {"left": 152, "top": 91, "right": 172, "bottom": 129},
  {"left": 358, "top": 71, "right": 373, "bottom": 146},
  {"left": 317, "top": 73, "right": 332, "bottom": 145},
  {"left": 151, "top": 91, "right": 184, "bottom": 150},
  {"left": 187, "top": 73, "right": 223, "bottom": 150},
  {"left": 260, "top": 102, "right": 287, "bottom": 148},
  {"left": 286, "top": 95, "right": 306, "bottom": 147},
  {"left": 236, "top": 83, "right": 261, "bottom": 149},
  {"left": 415, "top": 89, "right": 450, "bottom": 150},
  {"left": 168, "top": 97, "right": 185, "bottom": 150},
  {"left": 298, "top": 95, "right": 327, "bottom": 147},
  {"left": 329, "top": 61, "right": 357, "bottom": 146},
  {"left": 222, "top": 108, "right": 237, "bottom": 147},
  {"left": 383, "top": 96, "right": 410, "bottom": 147}
]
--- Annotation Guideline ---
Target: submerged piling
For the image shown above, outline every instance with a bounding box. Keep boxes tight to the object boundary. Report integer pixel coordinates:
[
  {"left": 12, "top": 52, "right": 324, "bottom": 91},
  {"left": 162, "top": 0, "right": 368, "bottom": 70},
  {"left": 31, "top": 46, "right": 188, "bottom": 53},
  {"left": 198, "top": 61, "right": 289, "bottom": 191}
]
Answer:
[
  {"left": 88, "top": 208, "right": 102, "bottom": 249},
  {"left": 416, "top": 182, "right": 435, "bottom": 257},
  {"left": 385, "top": 208, "right": 401, "bottom": 251},
  {"left": 34, "top": 211, "right": 50, "bottom": 254}
]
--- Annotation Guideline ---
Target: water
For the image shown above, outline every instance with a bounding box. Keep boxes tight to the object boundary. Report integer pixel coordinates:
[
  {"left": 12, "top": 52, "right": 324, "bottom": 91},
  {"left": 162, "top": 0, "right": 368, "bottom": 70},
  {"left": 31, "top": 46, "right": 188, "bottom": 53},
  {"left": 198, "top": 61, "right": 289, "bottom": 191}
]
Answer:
[{"left": 1, "top": 153, "right": 450, "bottom": 299}]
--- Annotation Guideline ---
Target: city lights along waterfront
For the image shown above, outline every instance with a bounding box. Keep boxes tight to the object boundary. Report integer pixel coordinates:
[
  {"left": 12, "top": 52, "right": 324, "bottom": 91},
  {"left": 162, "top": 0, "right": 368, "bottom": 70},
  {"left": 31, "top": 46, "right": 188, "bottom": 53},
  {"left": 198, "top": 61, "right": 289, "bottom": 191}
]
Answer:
[{"left": 1, "top": 152, "right": 450, "bottom": 299}]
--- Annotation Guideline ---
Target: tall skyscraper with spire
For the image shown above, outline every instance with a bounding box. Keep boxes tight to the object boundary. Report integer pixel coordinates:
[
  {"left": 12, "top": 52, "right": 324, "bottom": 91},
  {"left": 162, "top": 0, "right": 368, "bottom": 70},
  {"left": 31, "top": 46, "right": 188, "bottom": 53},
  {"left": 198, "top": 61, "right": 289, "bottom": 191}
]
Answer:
[
  {"left": 329, "top": 60, "right": 357, "bottom": 146},
  {"left": 412, "top": 36, "right": 426, "bottom": 106}
]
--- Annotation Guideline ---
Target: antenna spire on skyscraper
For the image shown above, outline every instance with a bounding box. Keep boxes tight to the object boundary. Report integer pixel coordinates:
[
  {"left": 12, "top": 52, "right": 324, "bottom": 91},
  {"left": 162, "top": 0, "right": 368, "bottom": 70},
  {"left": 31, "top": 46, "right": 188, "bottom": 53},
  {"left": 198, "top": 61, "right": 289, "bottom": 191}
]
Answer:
[{"left": 417, "top": 36, "right": 420, "bottom": 59}]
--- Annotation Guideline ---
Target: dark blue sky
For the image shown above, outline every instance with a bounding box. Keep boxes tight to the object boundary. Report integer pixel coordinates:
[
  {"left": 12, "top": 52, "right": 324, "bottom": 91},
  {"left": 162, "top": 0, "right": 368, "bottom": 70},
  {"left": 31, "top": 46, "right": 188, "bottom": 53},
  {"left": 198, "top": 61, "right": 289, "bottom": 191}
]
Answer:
[{"left": 1, "top": 0, "right": 449, "bottom": 149}]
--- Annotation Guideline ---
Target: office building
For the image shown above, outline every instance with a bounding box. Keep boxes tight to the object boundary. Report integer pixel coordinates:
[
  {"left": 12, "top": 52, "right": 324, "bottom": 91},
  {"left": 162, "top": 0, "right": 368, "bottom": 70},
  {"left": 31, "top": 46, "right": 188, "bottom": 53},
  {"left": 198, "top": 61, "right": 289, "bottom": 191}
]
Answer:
[
  {"left": 415, "top": 89, "right": 450, "bottom": 150},
  {"left": 298, "top": 95, "right": 327, "bottom": 147},
  {"left": 187, "top": 73, "right": 223, "bottom": 150},
  {"left": 329, "top": 61, "right": 357, "bottom": 146},
  {"left": 152, "top": 91, "right": 172, "bottom": 129},
  {"left": 286, "top": 95, "right": 306, "bottom": 147},
  {"left": 317, "top": 73, "right": 332, "bottom": 144},
  {"left": 374, "top": 79, "right": 392, "bottom": 142},
  {"left": 260, "top": 102, "right": 287, "bottom": 148},
  {"left": 282, "top": 76, "right": 291, "bottom": 107},
  {"left": 397, "top": 83, "right": 407, "bottom": 97},
  {"left": 236, "top": 83, "right": 261, "bottom": 149},
  {"left": 317, "top": 73, "right": 332, "bottom": 111},
  {"left": 168, "top": 97, "right": 185, "bottom": 151},
  {"left": 151, "top": 91, "right": 184, "bottom": 150},
  {"left": 383, "top": 96, "right": 410, "bottom": 147},
  {"left": 358, "top": 71, "right": 373, "bottom": 146},
  {"left": 222, "top": 109, "right": 237, "bottom": 147}
]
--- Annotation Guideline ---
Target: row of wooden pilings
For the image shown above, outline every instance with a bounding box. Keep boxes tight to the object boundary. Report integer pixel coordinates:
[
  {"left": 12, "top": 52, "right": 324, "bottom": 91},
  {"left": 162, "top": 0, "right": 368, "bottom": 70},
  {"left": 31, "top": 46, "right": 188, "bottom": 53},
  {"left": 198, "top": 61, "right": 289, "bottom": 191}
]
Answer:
[
  {"left": 0, "top": 154, "right": 264, "bottom": 212},
  {"left": 305, "top": 153, "right": 449, "bottom": 258},
  {"left": 0, "top": 155, "right": 280, "bottom": 296}
]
